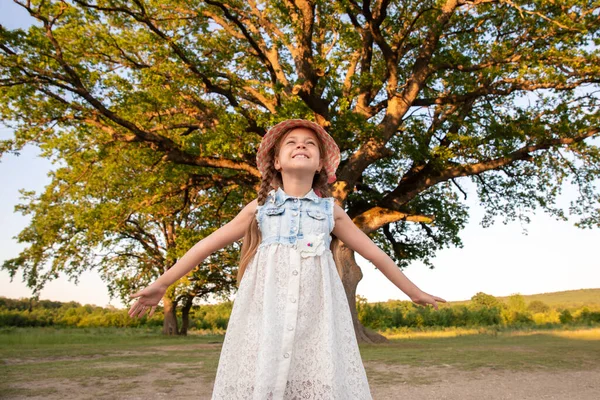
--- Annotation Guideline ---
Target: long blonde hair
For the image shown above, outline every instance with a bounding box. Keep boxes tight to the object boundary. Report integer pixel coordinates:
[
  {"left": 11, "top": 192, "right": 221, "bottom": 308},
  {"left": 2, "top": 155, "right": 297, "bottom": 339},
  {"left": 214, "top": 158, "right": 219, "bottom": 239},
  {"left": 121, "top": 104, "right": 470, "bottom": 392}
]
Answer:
[{"left": 237, "top": 128, "right": 343, "bottom": 286}]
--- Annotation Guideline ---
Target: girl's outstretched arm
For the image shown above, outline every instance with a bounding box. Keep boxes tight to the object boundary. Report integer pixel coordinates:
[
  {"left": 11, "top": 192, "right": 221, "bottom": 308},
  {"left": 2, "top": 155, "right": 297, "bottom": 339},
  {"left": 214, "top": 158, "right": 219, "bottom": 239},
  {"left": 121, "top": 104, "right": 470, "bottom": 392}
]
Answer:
[
  {"left": 331, "top": 203, "right": 446, "bottom": 310},
  {"left": 128, "top": 198, "right": 258, "bottom": 318}
]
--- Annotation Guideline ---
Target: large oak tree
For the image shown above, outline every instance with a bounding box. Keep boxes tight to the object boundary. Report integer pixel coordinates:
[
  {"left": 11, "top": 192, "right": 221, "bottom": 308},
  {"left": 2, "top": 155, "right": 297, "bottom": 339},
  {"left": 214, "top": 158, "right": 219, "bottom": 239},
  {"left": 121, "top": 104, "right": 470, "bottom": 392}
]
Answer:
[{"left": 1, "top": 0, "right": 599, "bottom": 343}]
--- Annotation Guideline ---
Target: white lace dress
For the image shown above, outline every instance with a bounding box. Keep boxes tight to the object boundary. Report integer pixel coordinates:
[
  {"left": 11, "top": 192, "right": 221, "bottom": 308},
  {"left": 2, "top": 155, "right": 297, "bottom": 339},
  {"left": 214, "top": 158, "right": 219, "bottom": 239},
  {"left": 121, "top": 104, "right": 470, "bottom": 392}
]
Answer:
[{"left": 211, "top": 188, "right": 373, "bottom": 399}]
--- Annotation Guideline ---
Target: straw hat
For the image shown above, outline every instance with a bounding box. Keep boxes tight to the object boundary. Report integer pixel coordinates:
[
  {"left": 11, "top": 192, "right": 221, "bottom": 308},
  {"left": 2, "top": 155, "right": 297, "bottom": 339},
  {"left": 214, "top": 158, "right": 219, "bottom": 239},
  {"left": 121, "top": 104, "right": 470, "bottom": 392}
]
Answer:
[{"left": 256, "top": 119, "right": 341, "bottom": 184}]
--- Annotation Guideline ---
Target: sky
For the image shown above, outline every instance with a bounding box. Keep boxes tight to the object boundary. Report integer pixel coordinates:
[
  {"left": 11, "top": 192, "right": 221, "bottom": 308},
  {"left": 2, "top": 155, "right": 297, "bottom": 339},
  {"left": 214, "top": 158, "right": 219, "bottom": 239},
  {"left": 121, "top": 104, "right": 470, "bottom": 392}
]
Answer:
[{"left": 1, "top": 2, "right": 599, "bottom": 309}]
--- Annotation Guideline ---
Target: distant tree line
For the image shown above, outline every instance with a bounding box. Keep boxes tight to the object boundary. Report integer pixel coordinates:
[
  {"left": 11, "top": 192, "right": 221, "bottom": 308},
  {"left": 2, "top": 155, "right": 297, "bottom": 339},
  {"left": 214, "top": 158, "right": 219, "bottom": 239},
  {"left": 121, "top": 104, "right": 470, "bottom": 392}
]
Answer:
[
  {"left": 356, "top": 292, "right": 600, "bottom": 332},
  {"left": 0, "top": 296, "right": 232, "bottom": 332},
  {"left": 1, "top": 292, "right": 599, "bottom": 331}
]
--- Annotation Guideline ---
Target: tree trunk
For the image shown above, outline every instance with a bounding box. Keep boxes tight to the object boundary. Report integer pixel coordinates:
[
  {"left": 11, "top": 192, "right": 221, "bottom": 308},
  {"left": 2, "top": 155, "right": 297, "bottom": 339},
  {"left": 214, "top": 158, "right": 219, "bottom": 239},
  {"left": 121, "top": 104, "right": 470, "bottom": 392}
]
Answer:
[
  {"left": 179, "top": 297, "right": 193, "bottom": 336},
  {"left": 334, "top": 240, "right": 389, "bottom": 344},
  {"left": 162, "top": 295, "right": 178, "bottom": 336}
]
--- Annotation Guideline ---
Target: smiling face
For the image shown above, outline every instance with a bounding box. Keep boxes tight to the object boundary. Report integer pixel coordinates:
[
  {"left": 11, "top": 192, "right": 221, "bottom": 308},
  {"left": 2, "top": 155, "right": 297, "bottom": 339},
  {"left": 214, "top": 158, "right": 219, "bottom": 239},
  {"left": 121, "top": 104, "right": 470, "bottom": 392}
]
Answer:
[{"left": 273, "top": 127, "right": 324, "bottom": 178}]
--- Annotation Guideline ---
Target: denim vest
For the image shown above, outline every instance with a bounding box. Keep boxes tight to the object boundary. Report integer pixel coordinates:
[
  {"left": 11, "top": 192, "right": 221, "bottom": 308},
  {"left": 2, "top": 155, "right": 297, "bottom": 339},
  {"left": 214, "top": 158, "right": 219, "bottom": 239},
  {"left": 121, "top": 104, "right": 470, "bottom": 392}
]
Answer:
[{"left": 256, "top": 187, "right": 334, "bottom": 250}]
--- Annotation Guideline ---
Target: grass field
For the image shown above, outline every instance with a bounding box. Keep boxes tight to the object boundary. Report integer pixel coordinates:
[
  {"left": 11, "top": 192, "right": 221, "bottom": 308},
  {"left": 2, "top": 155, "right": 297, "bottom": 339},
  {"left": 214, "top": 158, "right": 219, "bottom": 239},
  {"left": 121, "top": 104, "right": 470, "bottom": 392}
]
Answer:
[{"left": 1, "top": 325, "right": 599, "bottom": 399}]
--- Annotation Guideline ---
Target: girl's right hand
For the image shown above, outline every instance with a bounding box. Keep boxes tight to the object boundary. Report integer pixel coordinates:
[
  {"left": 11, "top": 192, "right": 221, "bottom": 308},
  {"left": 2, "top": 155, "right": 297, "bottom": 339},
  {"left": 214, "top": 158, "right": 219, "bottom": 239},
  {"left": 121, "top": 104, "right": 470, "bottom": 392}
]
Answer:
[
  {"left": 410, "top": 290, "right": 446, "bottom": 310},
  {"left": 128, "top": 282, "right": 168, "bottom": 319}
]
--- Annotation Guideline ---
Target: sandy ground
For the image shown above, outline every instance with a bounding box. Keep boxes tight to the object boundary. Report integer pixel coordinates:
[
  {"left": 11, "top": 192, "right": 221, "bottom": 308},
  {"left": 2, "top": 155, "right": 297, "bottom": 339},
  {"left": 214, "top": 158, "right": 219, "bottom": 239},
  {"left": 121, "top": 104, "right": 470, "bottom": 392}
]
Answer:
[
  {"left": 369, "top": 363, "right": 600, "bottom": 400},
  {"left": 6, "top": 360, "right": 600, "bottom": 400}
]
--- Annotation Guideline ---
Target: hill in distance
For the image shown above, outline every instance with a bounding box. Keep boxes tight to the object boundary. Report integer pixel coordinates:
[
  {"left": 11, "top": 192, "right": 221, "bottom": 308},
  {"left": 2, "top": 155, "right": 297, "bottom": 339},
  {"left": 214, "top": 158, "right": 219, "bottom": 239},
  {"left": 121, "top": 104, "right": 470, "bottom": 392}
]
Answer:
[{"left": 426, "top": 288, "right": 600, "bottom": 308}]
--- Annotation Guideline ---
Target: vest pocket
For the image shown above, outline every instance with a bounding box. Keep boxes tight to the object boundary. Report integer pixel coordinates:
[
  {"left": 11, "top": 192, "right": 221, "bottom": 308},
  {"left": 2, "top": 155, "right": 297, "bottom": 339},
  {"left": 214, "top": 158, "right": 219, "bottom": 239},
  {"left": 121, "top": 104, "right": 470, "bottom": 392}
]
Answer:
[
  {"left": 306, "top": 209, "right": 326, "bottom": 220},
  {"left": 265, "top": 206, "right": 285, "bottom": 216}
]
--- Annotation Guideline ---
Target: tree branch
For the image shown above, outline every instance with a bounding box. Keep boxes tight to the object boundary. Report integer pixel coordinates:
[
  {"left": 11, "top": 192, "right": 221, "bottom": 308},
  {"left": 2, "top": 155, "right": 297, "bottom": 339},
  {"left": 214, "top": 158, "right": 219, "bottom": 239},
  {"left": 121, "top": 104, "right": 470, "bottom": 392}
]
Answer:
[
  {"left": 353, "top": 207, "right": 434, "bottom": 235},
  {"left": 338, "top": 0, "right": 460, "bottom": 203},
  {"left": 383, "top": 126, "right": 600, "bottom": 208}
]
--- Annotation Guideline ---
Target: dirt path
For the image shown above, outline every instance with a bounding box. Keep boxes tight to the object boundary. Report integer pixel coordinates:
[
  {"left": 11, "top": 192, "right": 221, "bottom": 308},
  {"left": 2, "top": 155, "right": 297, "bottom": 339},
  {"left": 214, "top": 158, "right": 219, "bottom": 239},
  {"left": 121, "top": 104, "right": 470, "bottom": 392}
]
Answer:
[
  {"left": 5, "top": 361, "right": 600, "bottom": 399},
  {"left": 369, "top": 363, "right": 600, "bottom": 400}
]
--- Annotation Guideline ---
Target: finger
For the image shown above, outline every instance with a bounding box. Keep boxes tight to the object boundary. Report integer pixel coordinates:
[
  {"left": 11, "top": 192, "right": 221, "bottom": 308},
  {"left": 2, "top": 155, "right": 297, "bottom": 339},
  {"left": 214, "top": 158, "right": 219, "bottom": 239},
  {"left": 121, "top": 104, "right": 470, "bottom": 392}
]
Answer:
[
  {"left": 130, "top": 291, "right": 142, "bottom": 299},
  {"left": 135, "top": 305, "right": 147, "bottom": 319},
  {"left": 148, "top": 306, "right": 157, "bottom": 318},
  {"left": 129, "top": 301, "right": 145, "bottom": 318},
  {"left": 128, "top": 305, "right": 138, "bottom": 318},
  {"left": 127, "top": 303, "right": 138, "bottom": 317},
  {"left": 128, "top": 300, "right": 142, "bottom": 314},
  {"left": 140, "top": 304, "right": 149, "bottom": 317}
]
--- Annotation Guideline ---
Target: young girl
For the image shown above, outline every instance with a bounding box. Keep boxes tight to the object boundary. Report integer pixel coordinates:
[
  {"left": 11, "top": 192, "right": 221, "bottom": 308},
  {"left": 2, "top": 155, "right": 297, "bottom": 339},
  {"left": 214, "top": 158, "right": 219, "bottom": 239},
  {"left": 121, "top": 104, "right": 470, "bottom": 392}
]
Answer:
[{"left": 128, "top": 119, "right": 446, "bottom": 399}]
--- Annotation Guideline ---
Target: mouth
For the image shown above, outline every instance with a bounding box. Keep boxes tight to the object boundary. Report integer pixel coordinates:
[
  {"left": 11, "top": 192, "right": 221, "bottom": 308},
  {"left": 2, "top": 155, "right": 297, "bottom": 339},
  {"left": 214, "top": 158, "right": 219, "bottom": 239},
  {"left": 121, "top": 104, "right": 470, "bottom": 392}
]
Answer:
[{"left": 293, "top": 154, "right": 309, "bottom": 159}]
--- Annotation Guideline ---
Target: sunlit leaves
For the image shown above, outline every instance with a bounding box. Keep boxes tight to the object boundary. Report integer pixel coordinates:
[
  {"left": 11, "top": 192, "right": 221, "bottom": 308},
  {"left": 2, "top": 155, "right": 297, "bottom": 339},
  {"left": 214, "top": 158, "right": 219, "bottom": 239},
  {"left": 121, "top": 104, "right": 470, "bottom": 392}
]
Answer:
[{"left": 1, "top": 0, "right": 600, "bottom": 289}]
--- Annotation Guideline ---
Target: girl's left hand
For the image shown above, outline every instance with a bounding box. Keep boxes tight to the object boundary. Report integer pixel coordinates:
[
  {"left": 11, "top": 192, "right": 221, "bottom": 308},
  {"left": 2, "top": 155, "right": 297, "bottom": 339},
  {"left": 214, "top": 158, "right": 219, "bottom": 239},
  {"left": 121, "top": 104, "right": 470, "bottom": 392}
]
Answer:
[
  {"left": 128, "top": 281, "right": 167, "bottom": 319},
  {"left": 411, "top": 291, "right": 446, "bottom": 310}
]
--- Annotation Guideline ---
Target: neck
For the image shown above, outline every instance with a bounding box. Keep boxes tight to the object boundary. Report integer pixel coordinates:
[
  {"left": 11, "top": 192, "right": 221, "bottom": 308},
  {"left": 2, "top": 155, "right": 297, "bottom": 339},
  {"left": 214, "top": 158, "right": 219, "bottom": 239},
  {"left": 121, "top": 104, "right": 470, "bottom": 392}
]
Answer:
[{"left": 280, "top": 174, "right": 314, "bottom": 197}]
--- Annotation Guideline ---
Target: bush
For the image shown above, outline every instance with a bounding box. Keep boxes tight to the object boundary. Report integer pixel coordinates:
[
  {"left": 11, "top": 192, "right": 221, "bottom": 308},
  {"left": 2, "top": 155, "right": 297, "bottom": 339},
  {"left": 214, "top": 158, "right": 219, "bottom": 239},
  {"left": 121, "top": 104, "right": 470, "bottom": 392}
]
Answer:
[
  {"left": 470, "top": 292, "right": 501, "bottom": 309},
  {"left": 527, "top": 300, "right": 550, "bottom": 313},
  {"left": 559, "top": 309, "right": 573, "bottom": 324},
  {"left": 470, "top": 306, "right": 502, "bottom": 326},
  {"left": 574, "top": 307, "right": 600, "bottom": 325},
  {"left": 506, "top": 294, "right": 527, "bottom": 313},
  {"left": 1, "top": 295, "right": 598, "bottom": 333}
]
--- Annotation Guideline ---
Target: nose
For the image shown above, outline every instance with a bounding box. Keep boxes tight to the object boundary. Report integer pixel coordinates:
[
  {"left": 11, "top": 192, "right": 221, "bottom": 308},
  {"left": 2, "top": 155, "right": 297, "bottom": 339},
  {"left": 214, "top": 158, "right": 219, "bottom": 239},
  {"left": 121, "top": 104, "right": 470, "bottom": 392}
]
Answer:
[{"left": 296, "top": 142, "right": 306, "bottom": 149}]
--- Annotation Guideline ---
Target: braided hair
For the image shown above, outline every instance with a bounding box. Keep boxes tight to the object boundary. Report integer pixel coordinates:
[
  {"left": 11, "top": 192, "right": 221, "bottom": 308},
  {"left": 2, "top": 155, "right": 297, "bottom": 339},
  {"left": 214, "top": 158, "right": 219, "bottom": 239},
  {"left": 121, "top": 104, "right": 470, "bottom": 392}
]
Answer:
[{"left": 237, "top": 128, "right": 342, "bottom": 286}]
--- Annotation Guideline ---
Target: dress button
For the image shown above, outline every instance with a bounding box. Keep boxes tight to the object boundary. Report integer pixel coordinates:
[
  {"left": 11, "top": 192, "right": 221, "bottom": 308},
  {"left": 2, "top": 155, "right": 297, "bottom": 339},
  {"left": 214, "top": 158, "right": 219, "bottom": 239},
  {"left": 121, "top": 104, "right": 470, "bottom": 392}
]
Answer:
[
  {"left": 293, "top": 211, "right": 298, "bottom": 216},
  {"left": 290, "top": 298, "right": 296, "bottom": 303},
  {"left": 294, "top": 198, "right": 298, "bottom": 202},
  {"left": 284, "top": 352, "right": 290, "bottom": 358},
  {"left": 292, "top": 226, "right": 296, "bottom": 231},
  {"left": 288, "top": 325, "right": 294, "bottom": 331},
  {"left": 292, "top": 270, "right": 298, "bottom": 275}
]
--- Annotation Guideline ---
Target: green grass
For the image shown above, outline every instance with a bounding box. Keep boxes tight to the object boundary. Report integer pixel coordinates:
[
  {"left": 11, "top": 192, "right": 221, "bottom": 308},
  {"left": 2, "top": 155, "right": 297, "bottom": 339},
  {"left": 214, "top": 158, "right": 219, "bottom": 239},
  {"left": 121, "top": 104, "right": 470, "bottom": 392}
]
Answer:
[
  {"left": 1, "top": 326, "right": 599, "bottom": 398},
  {"left": 0, "top": 326, "right": 223, "bottom": 356},
  {"left": 361, "top": 326, "right": 600, "bottom": 389},
  {"left": 361, "top": 327, "right": 600, "bottom": 372},
  {"left": 0, "top": 326, "right": 223, "bottom": 395}
]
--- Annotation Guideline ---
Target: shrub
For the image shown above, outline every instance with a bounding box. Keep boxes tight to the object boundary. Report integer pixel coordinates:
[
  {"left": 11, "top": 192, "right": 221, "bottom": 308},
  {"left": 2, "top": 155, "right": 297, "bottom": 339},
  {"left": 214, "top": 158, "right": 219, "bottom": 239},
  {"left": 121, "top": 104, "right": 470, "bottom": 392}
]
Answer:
[
  {"left": 470, "top": 292, "right": 501, "bottom": 309},
  {"left": 559, "top": 309, "right": 573, "bottom": 324},
  {"left": 527, "top": 300, "right": 550, "bottom": 313}
]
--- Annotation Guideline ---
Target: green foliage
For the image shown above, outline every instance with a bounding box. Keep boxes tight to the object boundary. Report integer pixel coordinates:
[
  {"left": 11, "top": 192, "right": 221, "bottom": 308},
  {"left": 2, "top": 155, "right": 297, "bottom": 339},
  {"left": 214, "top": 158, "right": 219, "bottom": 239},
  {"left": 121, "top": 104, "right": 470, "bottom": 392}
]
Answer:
[
  {"left": 527, "top": 300, "right": 550, "bottom": 313},
  {"left": 470, "top": 292, "right": 502, "bottom": 309},
  {"left": 192, "top": 300, "right": 233, "bottom": 330},
  {"left": 1, "top": 125, "right": 243, "bottom": 309},
  {"left": 356, "top": 291, "right": 599, "bottom": 331},
  {"left": 1, "top": 1, "right": 600, "bottom": 320},
  {"left": 1, "top": 294, "right": 599, "bottom": 332},
  {"left": 506, "top": 294, "right": 527, "bottom": 312},
  {"left": 559, "top": 309, "right": 574, "bottom": 324},
  {"left": 575, "top": 307, "right": 600, "bottom": 325}
]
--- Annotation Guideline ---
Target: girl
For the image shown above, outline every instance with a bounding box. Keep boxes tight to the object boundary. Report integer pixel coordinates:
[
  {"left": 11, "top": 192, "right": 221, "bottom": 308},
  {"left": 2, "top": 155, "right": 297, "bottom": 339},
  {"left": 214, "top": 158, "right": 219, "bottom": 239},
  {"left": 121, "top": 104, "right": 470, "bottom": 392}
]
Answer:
[{"left": 129, "top": 119, "right": 446, "bottom": 399}]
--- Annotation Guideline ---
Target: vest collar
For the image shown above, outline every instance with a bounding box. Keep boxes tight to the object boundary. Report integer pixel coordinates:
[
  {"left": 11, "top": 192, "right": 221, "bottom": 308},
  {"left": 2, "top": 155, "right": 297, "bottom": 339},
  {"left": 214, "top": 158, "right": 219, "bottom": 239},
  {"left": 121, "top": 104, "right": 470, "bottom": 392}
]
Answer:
[{"left": 268, "top": 186, "right": 321, "bottom": 206}]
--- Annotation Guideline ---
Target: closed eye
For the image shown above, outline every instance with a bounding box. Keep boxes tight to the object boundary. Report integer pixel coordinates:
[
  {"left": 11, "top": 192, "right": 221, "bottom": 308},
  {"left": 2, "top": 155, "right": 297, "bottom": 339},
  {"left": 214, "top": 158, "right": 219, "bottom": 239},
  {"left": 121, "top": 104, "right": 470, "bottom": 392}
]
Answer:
[{"left": 286, "top": 139, "right": 316, "bottom": 145}]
